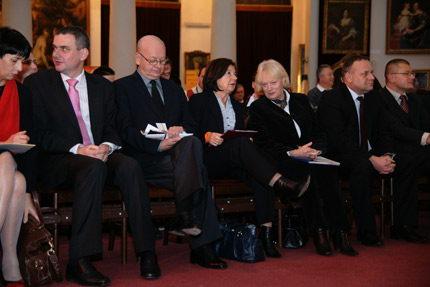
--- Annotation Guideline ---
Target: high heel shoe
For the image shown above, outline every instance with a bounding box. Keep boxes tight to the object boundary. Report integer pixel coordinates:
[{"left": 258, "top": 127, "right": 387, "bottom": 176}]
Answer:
[
  {"left": 259, "top": 226, "right": 281, "bottom": 258},
  {"left": 333, "top": 230, "right": 359, "bottom": 256},
  {"left": 273, "top": 175, "right": 310, "bottom": 204},
  {"left": 312, "top": 227, "right": 332, "bottom": 256}
]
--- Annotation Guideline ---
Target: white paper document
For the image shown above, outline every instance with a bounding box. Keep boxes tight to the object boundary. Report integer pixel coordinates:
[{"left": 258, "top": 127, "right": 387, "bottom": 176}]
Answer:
[
  {"left": 140, "top": 123, "right": 193, "bottom": 140},
  {"left": 0, "top": 143, "right": 36, "bottom": 153}
]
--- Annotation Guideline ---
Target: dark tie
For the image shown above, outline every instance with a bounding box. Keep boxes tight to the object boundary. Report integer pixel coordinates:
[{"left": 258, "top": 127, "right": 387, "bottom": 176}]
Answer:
[
  {"left": 357, "top": 96, "right": 368, "bottom": 151},
  {"left": 399, "top": 94, "right": 409, "bottom": 113},
  {"left": 150, "top": 80, "right": 164, "bottom": 116}
]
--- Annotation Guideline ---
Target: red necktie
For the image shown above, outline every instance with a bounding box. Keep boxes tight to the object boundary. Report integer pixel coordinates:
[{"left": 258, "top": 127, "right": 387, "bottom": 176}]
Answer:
[
  {"left": 357, "top": 96, "right": 368, "bottom": 151},
  {"left": 67, "top": 79, "right": 91, "bottom": 146},
  {"left": 399, "top": 95, "right": 409, "bottom": 113}
]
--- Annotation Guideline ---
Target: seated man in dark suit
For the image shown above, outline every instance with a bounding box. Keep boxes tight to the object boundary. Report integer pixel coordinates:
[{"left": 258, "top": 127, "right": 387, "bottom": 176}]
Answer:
[
  {"left": 25, "top": 26, "right": 158, "bottom": 285},
  {"left": 378, "top": 58, "right": 429, "bottom": 243},
  {"left": 307, "top": 64, "right": 334, "bottom": 111},
  {"left": 317, "top": 54, "right": 396, "bottom": 247},
  {"left": 114, "top": 35, "right": 228, "bottom": 270}
]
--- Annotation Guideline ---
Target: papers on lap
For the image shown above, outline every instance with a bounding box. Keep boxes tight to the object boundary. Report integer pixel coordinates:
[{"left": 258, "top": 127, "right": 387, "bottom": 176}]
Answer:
[
  {"left": 140, "top": 123, "right": 193, "bottom": 140},
  {"left": 292, "top": 155, "right": 340, "bottom": 166},
  {"left": 221, "top": 130, "right": 258, "bottom": 141},
  {"left": 0, "top": 143, "right": 36, "bottom": 153}
]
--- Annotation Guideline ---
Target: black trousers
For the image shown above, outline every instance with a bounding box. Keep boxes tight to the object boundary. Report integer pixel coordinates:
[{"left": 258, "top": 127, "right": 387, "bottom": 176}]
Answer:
[
  {"left": 276, "top": 155, "right": 351, "bottom": 232},
  {"left": 204, "top": 136, "right": 278, "bottom": 225},
  {"left": 40, "top": 152, "right": 154, "bottom": 259},
  {"left": 138, "top": 136, "right": 222, "bottom": 249}
]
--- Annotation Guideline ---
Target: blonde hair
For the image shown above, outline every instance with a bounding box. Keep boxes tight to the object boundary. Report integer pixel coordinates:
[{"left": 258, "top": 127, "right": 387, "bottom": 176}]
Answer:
[{"left": 255, "top": 59, "right": 290, "bottom": 93}]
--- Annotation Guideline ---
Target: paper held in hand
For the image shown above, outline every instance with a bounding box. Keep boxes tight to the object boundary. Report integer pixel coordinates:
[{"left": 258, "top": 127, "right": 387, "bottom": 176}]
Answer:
[
  {"left": 0, "top": 143, "right": 36, "bottom": 153},
  {"left": 293, "top": 155, "right": 340, "bottom": 166},
  {"left": 140, "top": 123, "right": 193, "bottom": 140}
]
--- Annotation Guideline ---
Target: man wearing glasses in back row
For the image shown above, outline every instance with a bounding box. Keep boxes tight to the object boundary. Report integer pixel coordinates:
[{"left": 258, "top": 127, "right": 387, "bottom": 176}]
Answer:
[
  {"left": 378, "top": 58, "right": 429, "bottom": 244},
  {"left": 114, "top": 35, "right": 228, "bottom": 276}
]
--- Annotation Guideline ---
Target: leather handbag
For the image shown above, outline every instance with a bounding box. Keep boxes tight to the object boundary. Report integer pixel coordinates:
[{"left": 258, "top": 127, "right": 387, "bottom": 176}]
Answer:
[
  {"left": 17, "top": 214, "right": 63, "bottom": 286},
  {"left": 215, "top": 210, "right": 265, "bottom": 263},
  {"left": 282, "top": 204, "right": 308, "bottom": 249}
]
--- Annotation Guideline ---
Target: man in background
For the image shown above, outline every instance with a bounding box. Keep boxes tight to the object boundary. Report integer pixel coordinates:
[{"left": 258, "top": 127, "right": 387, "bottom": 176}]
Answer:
[
  {"left": 307, "top": 64, "right": 334, "bottom": 110},
  {"left": 186, "top": 65, "right": 206, "bottom": 99}
]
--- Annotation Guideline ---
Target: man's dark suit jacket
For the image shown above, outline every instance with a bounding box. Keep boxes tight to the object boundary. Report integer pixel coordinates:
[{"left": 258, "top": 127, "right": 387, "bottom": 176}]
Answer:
[
  {"left": 114, "top": 71, "right": 196, "bottom": 167},
  {"left": 25, "top": 69, "right": 121, "bottom": 189},
  {"left": 379, "top": 87, "right": 430, "bottom": 154},
  {"left": 188, "top": 91, "right": 245, "bottom": 148},
  {"left": 248, "top": 93, "right": 326, "bottom": 159},
  {"left": 0, "top": 82, "right": 37, "bottom": 193},
  {"left": 317, "top": 83, "right": 392, "bottom": 159}
]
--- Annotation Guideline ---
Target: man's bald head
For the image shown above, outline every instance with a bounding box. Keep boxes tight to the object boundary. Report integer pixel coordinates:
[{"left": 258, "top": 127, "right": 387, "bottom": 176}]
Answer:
[{"left": 135, "top": 35, "right": 167, "bottom": 80}]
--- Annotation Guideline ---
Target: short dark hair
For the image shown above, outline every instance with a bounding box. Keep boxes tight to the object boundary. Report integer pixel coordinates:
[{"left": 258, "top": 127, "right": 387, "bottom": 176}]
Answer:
[
  {"left": 198, "top": 65, "right": 206, "bottom": 76},
  {"left": 316, "top": 64, "right": 331, "bottom": 82},
  {"left": 341, "top": 54, "right": 369, "bottom": 78},
  {"left": 384, "top": 58, "right": 410, "bottom": 79},
  {"left": 0, "top": 27, "right": 31, "bottom": 59},
  {"left": 56, "top": 26, "right": 90, "bottom": 50},
  {"left": 165, "top": 58, "right": 172, "bottom": 67},
  {"left": 203, "top": 58, "right": 236, "bottom": 92},
  {"left": 93, "top": 66, "right": 115, "bottom": 76}
]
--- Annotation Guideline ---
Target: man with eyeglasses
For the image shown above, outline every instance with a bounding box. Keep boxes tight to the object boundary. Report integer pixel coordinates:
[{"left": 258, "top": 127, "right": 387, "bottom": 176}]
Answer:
[
  {"left": 114, "top": 35, "right": 228, "bottom": 276},
  {"left": 318, "top": 54, "right": 396, "bottom": 247},
  {"left": 377, "top": 58, "right": 429, "bottom": 244}
]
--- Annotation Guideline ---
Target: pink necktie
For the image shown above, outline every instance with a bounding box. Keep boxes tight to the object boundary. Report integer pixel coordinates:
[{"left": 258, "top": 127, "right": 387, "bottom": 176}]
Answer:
[{"left": 67, "top": 79, "right": 91, "bottom": 145}]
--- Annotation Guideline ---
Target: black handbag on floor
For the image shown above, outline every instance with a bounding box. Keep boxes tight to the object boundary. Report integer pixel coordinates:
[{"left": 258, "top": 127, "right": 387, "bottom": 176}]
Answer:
[
  {"left": 214, "top": 207, "right": 265, "bottom": 263},
  {"left": 282, "top": 204, "right": 308, "bottom": 249}
]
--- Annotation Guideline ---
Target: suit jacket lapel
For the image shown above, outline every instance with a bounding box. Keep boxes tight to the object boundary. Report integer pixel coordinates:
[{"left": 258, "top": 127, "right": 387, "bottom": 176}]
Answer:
[
  {"left": 208, "top": 92, "right": 224, "bottom": 132},
  {"left": 132, "top": 71, "right": 164, "bottom": 121},
  {"left": 86, "top": 72, "right": 101, "bottom": 143},
  {"left": 51, "top": 70, "right": 82, "bottom": 135}
]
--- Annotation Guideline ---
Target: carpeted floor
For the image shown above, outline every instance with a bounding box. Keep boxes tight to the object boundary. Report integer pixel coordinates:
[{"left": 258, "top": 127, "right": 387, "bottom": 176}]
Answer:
[{"left": 51, "top": 212, "right": 430, "bottom": 287}]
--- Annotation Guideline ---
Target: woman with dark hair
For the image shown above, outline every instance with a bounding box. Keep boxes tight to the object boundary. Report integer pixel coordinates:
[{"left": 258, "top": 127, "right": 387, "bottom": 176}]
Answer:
[
  {"left": 188, "top": 58, "right": 309, "bottom": 258},
  {"left": 0, "top": 27, "right": 39, "bottom": 286},
  {"left": 248, "top": 59, "right": 358, "bottom": 256}
]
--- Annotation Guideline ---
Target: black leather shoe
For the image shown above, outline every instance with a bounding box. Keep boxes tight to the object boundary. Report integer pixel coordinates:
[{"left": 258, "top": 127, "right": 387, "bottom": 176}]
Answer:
[
  {"left": 259, "top": 225, "right": 281, "bottom": 258},
  {"left": 176, "top": 211, "right": 202, "bottom": 236},
  {"left": 190, "top": 243, "right": 228, "bottom": 270},
  {"left": 273, "top": 175, "right": 310, "bottom": 204},
  {"left": 391, "top": 225, "right": 429, "bottom": 244},
  {"left": 357, "top": 231, "right": 384, "bottom": 246},
  {"left": 140, "top": 253, "right": 161, "bottom": 280},
  {"left": 333, "top": 230, "right": 358, "bottom": 256},
  {"left": 66, "top": 257, "right": 110, "bottom": 286},
  {"left": 312, "top": 228, "right": 332, "bottom": 256}
]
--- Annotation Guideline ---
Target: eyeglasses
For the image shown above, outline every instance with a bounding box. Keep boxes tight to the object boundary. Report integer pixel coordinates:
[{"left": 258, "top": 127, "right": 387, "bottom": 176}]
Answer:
[
  {"left": 391, "top": 72, "right": 416, "bottom": 77},
  {"left": 137, "top": 52, "right": 167, "bottom": 66}
]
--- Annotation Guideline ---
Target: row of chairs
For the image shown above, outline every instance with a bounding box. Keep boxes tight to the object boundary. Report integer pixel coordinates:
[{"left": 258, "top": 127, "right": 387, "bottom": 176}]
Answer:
[{"left": 32, "top": 176, "right": 401, "bottom": 265}]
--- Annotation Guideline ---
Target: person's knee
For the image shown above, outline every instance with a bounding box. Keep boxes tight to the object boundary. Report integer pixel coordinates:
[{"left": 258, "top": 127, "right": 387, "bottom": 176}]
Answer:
[{"left": 0, "top": 152, "right": 16, "bottom": 170}]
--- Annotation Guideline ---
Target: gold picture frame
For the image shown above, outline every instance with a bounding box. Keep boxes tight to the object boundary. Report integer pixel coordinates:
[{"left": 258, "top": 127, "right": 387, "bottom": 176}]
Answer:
[{"left": 184, "top": 50, "right": 210, "bottom": 89}]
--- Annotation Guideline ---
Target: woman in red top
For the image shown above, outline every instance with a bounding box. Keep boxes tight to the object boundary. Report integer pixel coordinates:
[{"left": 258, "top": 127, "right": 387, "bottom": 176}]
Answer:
[{"left": 0, "top": 27, "right": 39, "bottom": 286}]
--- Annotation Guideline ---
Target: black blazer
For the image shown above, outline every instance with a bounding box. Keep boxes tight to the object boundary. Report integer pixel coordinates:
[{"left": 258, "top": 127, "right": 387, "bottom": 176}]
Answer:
[
  {"left": 114, "top": 71, "right": 196, "bottom": 165},
  {"left": 247, "top": 93, "right": 326, "bottom": 159},
  {"left": 188, "top": 91, "right": 245, "bottom": 148},
  {"left": 0, "top": 81, "right": 38, "bottom": 193},
  {"left": 317, "top": 83, "right": 392, "bottom": 158},
  {"left": 25, "top": 69, "right": 121, "bottom": 175},
  {"left": 379, "top": 87, "right": 430, "bottom": 153}
]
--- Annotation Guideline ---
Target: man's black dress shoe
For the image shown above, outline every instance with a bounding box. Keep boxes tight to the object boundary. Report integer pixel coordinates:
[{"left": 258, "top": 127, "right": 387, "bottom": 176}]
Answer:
[
  {"left": 176, "top": 211, "right": 202, "bottom": 236},
  {"left": 66, "top": 257, "right": 110, "bottom": 286},
  {"left": 140, "top": 253, "right": 161, "bottom": 280},
  {"left": 273, "top": 175, "right": 310, "bottom": 204},
  {"left": 357, "top": 231, "right": 384, "bottom": 246},
  {"left": 332, "top": 230, "right": 358, "bottom": 256},
  {"left": 312, "top": 228, "right": 332, "bottom": 256},
  {"left": 260, "top": 225, "right": 281, "bottom": 258},
  {"left": 190, "top": 243, "right": 228, "bottom": 270},
  {"left": 391, "top": 225, "right": 428, "bottom": 244}
]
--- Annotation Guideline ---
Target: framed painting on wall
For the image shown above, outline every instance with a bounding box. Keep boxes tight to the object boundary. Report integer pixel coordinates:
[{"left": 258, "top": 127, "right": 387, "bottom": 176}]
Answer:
[
  {"left": 32, "top": 0, "right": 89, "bottom": 70},
  {"left": 413, "top": 69, "right": 430, "bottom": 90},
  {"left": 386, "top": 0, "right": 430, "bottom": 54},
  {"left": 184, "top": 50, "right": 210, "bottom": 89},
  {"left": 322, "top": 0, "right": 370, "bottom": 54}
]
